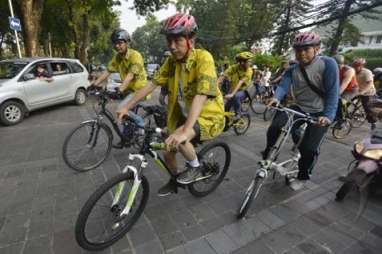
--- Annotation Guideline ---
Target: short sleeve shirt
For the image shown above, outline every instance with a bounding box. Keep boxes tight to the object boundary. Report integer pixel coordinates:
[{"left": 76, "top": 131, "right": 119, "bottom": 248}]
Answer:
[
  {"left": 224, "top": 64, "right": 253, "bottom": 92},
  {"left": 356, "top": 68, "right": 375, "bottom": 96},
  {"left": 152, "top": 49, "right": 225, "bottom": 140},
  {"left": 107, "top": 48, "right": 147, "bottom": 93}
]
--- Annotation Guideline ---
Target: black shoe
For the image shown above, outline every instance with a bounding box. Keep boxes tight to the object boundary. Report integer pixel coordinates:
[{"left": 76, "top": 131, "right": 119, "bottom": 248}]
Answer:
[
  {"left": 261, "top": 148, "right": 269, "bottom": 160},
  {"left": 157, "top": 179, "right": 177, "bottom": 197},
  {"left": 177, "top": 165, "right": 203, "bottom": 185}
]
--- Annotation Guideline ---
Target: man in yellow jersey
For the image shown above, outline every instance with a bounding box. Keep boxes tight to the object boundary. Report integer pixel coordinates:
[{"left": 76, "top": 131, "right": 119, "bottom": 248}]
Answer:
[
  {"left": 93, "top": 29, "right": 147, "bottom": 148},
  {"left": 218, "top": 52, "right": 253, "bottom": 119},
  {"left": 116, "top": 13, "right": 225, "bottom": 196}
]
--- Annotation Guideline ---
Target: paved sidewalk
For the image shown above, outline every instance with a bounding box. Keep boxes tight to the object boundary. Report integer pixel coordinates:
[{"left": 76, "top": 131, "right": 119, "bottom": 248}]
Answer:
[{"left": 0, "top": 97, "right": 382, "bottom": 254}]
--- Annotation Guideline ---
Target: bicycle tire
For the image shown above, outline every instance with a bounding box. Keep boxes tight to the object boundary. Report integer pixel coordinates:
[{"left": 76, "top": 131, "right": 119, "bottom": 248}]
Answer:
[
  {"left": 349, "top": 107, "right": 366, "bottom": 128},
  {"left": 62, "top": 121, "right": 113, "bottom": 172},
  {"left": 241, "top": 98, "right": 250, "bottom": 113},
  {"left": 332, "top": 119, "right": 352, "bottom": 139},
  {"left": 263, "top": 107, "right": 276, "bottom": 121},
  {"left": 237, "top": 177, "right": 264, "bottom": 219},
  {"left": 75, "top": 173, "right": 149, "bottom": 251},
  {"left": 188, "top": 141, "right": 231, "bottom": 197},
  {"left": 250, "top": 97, "right": 266, "bottom": 114},
  {"left": 234, "top": 113, "right": 251, "bottom": 135}
]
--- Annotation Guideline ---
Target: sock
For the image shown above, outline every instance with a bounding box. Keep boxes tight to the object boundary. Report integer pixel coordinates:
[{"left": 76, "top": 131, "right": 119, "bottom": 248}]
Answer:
[{"left": 188, "top": 158, "right": 200, "bottom": 168}]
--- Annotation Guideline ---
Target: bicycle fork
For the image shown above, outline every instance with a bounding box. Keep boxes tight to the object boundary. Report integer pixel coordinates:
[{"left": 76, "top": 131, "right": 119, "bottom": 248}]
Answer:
[{"left": 111, "top": 154, "right": 147, "bottom": 218}]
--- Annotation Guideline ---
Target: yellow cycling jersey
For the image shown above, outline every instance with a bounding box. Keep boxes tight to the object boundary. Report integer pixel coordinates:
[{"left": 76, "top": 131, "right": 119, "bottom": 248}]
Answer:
[
  {"left": 224, "top": 64, "right": 253, "bottom": 92},
  {"left": 152, "top": 49, "right": 225, "bottom": 140},
  {"left": 107, "top": 48, "right": 147, "bottom": 93}
]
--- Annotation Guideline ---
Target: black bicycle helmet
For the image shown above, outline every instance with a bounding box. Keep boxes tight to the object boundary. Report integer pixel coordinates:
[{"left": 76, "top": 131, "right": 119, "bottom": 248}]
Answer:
[{"left": 111, "top": 29, "right": 131, "bottom": 44}]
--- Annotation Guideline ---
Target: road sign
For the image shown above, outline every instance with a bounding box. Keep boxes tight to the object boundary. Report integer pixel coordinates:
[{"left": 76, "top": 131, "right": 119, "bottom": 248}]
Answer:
[{"left": 9, "top": 16, "right": 21, "bottom": 31}]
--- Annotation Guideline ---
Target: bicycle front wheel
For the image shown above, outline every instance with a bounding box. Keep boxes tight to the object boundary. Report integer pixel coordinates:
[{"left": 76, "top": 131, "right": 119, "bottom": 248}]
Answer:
[
  {"left": 75, "top": 173, "right": 149, "bottom": 251},
  {"left": 233, "top": 113, "right": 251, "bottom": 135},
  {"left": 350, "top": 107, "right": 366, "bottom": 128},
  {"left": 188, "top": 142, "right": 231, "bottom": 197},
  {"left": 237, "top": 176, "right": 264, "bottom": 219},
  {"left": 250, "top": 96, "right": 266, "bottom": 114},
  {"left": 332, "top": 119, "right": 352, "bottom": 139},
  {"left": 63, "top": 121, "right": 113, "bottom": 172},
  {"left": 263, "top": 107, "right": 276, "bottom": 121}
]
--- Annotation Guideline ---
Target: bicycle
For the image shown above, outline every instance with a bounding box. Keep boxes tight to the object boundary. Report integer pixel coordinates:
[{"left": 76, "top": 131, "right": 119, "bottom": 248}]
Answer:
[
  {"left": 62, "top": 87, "right": 166, "bottom": 172},
  {"left": 224, "top": 97, "right": 251, "bottom": 135},
  {"left": 75, "top": 116, "right": 231, "bottom": 251},
  {"left": 237, "top": 106, "right": 317, "bottom": 219},
  {"left": 346, "top": 96, "right": 366, "bottom": 128}
]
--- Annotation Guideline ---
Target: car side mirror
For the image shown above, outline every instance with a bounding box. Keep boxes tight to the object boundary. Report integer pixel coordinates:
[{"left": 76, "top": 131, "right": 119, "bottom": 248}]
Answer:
[{"left": 23, "top": 73, "right": 35, "bottom": 81}]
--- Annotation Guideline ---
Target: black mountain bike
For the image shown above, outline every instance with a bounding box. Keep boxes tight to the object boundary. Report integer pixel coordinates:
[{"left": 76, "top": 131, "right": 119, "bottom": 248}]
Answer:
[{"left": 62, "top": 87, "right": 166, "bottom": 172}]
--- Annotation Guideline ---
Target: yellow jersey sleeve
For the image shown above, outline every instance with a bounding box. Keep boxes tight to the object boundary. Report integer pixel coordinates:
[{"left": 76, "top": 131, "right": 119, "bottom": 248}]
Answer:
[
  {"left": 152, "top": 58, "right": 170, "bottom": 87},
  {"left": 107, "top": 55, "right": 118, "bottom": 73},
  {"left": 196, "top": 51, "right": 218, "bottom": 97}
]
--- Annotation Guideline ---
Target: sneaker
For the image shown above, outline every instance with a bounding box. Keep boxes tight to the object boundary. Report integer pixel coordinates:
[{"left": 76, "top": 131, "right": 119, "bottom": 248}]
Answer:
[
  {"left": 289, "top": 179, "right": 307, "bottom": 191},
  {"left": 157, "top": 179, "right": 177, "bottom": 197},
  {"left": 113, "top": 140, "right": 125, "bottom": 149},
  {"left": 177, "top": 166, "right": 203, "bottom": 185}
]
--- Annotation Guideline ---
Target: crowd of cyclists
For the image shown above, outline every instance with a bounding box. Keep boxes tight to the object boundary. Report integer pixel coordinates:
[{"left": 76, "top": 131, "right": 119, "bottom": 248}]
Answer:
[{"left": 91, "top": 12, "right": 382, "bottom": 194}]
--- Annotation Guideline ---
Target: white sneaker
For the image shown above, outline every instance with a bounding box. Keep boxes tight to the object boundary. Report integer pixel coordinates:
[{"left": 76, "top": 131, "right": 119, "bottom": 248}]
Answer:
[{"left": 289, "top": 179, "right": 307, "bottom": 191}]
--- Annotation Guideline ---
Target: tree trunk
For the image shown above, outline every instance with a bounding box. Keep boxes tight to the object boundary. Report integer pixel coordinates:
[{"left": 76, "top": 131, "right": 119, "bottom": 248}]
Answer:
[
  {"left": 79, "top": 13, "right": 90, "bottom": 64},
  {"left": 277, "top": 0, "right": 292, "bottom": 55},
  {"left": 19, "top": 0, "right": 45, "bottom": 57},
  {"left": 329, "top": 0, "right": 354, "bottom": 55}
]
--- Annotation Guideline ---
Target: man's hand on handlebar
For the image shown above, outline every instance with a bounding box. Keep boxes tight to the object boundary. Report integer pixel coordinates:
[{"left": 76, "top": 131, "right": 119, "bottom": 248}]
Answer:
[
  {"left": 317, "top": 116, "right": 331, "bottom": 127},
  {"left": 267, "top": 97, "right": 280, "bottom": 107}
]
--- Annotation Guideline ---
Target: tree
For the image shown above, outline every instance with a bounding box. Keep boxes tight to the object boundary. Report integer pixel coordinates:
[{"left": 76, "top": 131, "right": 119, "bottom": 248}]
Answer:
[
  {"left": 314, "top": 0, "right": 382, "bottom": 55},
  {"left": 131, "top": 15, "right": 167, "bottom": 63},
  {"left": 272, "top": 0, "right": 314, "bottom": 54}
]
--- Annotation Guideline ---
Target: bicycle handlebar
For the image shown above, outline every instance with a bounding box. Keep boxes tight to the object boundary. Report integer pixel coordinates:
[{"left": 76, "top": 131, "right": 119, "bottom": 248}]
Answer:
[{"left": 270, "top": 105, "right": 318, "bottom": 124}]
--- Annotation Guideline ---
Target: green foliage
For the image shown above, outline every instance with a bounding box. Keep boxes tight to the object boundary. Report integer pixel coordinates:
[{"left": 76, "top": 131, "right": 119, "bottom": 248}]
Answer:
[
  {"left": 131, "top": 15, "right": 167, "bottom": 63},
  {"left": 252, "top": 53, "right": 283, "bottom": 71}
]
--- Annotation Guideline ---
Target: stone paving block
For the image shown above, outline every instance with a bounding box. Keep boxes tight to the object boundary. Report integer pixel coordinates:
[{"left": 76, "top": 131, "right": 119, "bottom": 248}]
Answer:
[
  {"left": 158, "top": 231, "right": 187, "bottom": 251},
  {"left": 28, "top": 219, "right": 54, "bottom": 240},
  {"left": 291, "top": 216, "right": 324, "bottom": 237},
  {"left": 262, "top": 224, "right": 306, "bottom": 254},
  {"left": 171, "top": 210, "right": 197, "bottom": 229},
  {"left": 0, "top": 225, "right": 27, "bottom": 246},
  {"left": 358, "top": 231, "right": 382, "bottom": 251},
  {"left": 0, "top": 242, "right": 24, "bottom": 254},
  {"left": 111, "top": 235, "right": 131, "bottom": 253},
  {"left": 339, "top": 241, "right": 379, "bottom": 254},
  {"left": 205, "top": 229, "right": 239, "bottom": 254},
  {"left": 305, "top": 209, "right": 335, "bottom": 228},
  {"left": 183, "top": 238, "right": 216, "bottom": 254},
  {"left": 222, "top": 221, "right": 256, "bottom": 247},
  {"left": 127, "top": 223, "right": 157, "bottom": 248},
  {"left": 295, "top": 239, "right": 331, "bottom": 254},
  {"left": 150, "top": 215, "right": 179, "bottom": 237},
  {"left": 231, "top": 239, "right": 273, "bottom": 254},
  {"left": 257, "top": 209, "right": 286, "bottom": 230},
  {"left": 23, "top": 236, "right": 52, "bottom": 254},
  {"left": 52, "top": 229, "right": 82, "bottom": 254},
  {"left": 180, "top": 224, "right": 209, "bottom": 241},
  {"left": 269, "top": 204, "right": 301, "bottom": 224},
  {"left": 166, "top": 245, "right": 187, "bottom": 254},
  {"left": 189, "top": 203, "right": 216, "bottom": 223},
  {"left": 313, "top": 225, "right": 356, "bottom": 254},
  {"left": 134, "top": 239, "right": 164, "bottom": 254}
]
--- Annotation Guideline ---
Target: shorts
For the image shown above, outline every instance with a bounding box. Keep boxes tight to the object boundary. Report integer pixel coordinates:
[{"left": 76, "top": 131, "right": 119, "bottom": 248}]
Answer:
[{"left": 175, "top": 116, "right": 202, "bottom": 145}]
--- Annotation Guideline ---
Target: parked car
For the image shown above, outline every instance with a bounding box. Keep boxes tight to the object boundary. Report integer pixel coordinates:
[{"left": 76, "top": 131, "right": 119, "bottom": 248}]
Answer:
[
  {"left": 106, "top": 72, "right": 122, "bottom": 92},
  {"left": 0, "top": 57, "right": 90, "bottom": 126}
]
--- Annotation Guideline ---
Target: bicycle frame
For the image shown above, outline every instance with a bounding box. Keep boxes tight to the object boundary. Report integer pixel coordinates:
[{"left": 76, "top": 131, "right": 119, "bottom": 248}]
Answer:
[{"left": 257, "top": 107, "right": 316, "bottom": 179}]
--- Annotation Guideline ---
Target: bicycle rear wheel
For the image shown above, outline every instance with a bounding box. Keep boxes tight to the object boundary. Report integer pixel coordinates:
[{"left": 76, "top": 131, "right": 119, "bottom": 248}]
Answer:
[
  {"left": 349, "top": 107, "right": 366, "bottom": 128},
  {"left": 332, "top": 119, "right": 352, "bottom": 139},
  {"left": 75, "top": 173, "right": 149, "bottom": 251},
  {"left": 63, "top": 121, "right": 113, "bottom": 172},
  {"left": 188, "top": 142, "right": 231, "bottom": 197},
  {"left": 237, "top": 176, "right": 264, "bottom": 219},
  {"left": 241, "top": 98, "right": 250, "bottom": 113},
  {"left": 233, "top": 113, "right": 251, "bottom": 135}
]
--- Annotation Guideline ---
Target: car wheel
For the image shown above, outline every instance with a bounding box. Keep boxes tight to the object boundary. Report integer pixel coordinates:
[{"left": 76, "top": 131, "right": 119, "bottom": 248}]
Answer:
[
  {"left": 74, "top": 88, "right": 87, "bottom": 105},
  {"left": 0, "top": 100, "right": 26, "bottom": 126}
]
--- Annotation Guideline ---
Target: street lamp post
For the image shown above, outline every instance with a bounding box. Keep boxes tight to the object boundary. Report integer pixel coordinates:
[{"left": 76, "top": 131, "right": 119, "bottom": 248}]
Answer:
[{"left": 8, "top": 0, "right": 22, "bottom": 58}]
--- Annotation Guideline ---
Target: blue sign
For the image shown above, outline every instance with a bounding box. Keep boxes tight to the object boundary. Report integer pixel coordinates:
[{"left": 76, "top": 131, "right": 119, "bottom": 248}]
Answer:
[{"left": 9, "top": 17, "right": 22, "bottom": 31}]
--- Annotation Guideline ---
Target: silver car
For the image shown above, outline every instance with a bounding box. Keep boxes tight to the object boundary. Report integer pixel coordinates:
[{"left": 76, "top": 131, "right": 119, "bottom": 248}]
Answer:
[{"left": 0, "top": 57, "right": 90, "bottom": 126}]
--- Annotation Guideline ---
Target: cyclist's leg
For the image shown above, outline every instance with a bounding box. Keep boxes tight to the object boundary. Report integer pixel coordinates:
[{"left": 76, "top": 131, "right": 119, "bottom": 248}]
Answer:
[
  {"left": 225, "top": 98, "right": 234, "bottom": 112},
  {"left": 360, "top": 95, "right": 377, "bottom": 129},
  {"left": 297, "top": 123, "right": 329, "bottom": 180},
  {"left": 262, "top": 109, "right": 288, "bottom": 159},
  {"left": 232, "top": 91, "right": 246, "bottom": 115}
]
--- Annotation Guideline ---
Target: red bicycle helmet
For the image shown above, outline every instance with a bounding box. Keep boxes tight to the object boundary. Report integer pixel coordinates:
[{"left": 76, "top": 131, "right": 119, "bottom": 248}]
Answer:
[
  {"left": 161, "top": 13, "right": 198, "bottom": 36},
  {"left": 352, "top": 58, "right": 366, "bottom": 67},
  {"left": 293, "top": 32, "right": 321, "bottom": 48}
]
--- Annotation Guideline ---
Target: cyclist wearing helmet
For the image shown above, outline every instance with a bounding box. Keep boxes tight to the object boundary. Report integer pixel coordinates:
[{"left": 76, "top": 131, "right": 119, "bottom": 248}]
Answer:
[
  {"left": 374, "top": 67, "right": 382, "bottom": 91},
  {"left": 116, "top": 13, "right": 225, "bottom": 196},
  {"left": 219, "top": 51, "right": 253, "bottom": 119},
  {"left": 333, "top": 54, "right": 358, "bottom": 125},
  {"left": 352, "top": 58, "right": 377, "bottom": 129},
  {"left": 265, "top": 32, "right": 339, "bottom": 190},
  {"left": 93, "top": 28, "right": 148, "bottom": 147}
]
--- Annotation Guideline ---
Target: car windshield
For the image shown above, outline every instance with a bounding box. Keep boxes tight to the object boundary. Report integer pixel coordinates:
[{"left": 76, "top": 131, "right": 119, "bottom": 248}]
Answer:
[{"left": 0, "top": 62, "right": 28, "bottom": 79}]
